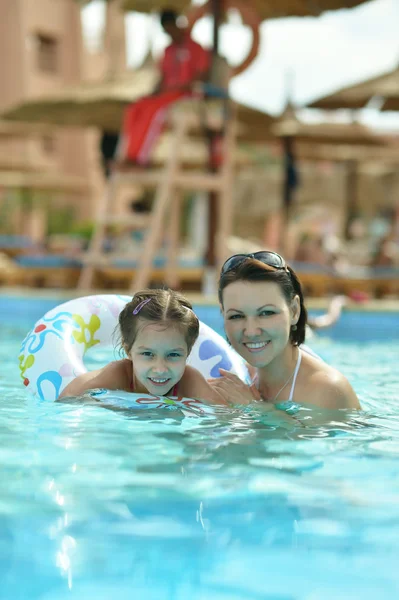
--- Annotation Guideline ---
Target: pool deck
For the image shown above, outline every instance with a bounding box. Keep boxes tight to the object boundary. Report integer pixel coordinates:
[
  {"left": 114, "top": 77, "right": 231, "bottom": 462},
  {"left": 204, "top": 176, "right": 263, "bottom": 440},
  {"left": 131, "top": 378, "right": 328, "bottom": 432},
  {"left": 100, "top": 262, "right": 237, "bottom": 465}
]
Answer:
[{"left": 0, "top": 286, "right": 398, "bottom": 312}]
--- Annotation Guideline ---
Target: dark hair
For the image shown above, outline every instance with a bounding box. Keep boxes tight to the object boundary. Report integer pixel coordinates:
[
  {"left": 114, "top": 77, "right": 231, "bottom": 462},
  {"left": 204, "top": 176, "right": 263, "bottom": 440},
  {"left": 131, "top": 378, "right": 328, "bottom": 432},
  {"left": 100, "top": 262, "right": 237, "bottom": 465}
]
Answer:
[
  {"left": 218, "top": 258, "right": 308, "bottom": 346},
  {"left": 118, "top": 288, "right": 199, "bottom": 354},
  {"left": 160, "top": 9, "right": 178, "bottom": 27}
]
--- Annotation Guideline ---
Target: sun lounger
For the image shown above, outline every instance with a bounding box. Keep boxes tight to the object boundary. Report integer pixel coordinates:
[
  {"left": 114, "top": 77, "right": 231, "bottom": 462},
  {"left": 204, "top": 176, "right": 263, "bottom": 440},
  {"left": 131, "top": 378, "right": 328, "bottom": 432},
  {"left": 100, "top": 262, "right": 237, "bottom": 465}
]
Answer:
[
  {"left": 98, "top": 256, "right": 205, "bottom": 291},
  {"left": 0, "top": 235, "right": 37, "bottom": 258},
  {"left": 15, "top": 254, "right": 82, "bottom": 288}
]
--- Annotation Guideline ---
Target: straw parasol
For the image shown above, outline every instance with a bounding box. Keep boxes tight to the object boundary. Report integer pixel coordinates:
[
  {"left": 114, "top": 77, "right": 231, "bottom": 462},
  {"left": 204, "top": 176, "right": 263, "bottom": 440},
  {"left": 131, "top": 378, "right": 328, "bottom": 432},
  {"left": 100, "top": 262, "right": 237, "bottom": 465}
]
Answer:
[
  {"left": 0, "top": 121, "right": 54, "bottom": 138},
  {"left": 0, "top": 171, "right": 88, "bottom": 193},
  {"left": 2, "top": 69, "right": 158, "bottom": 132},
  {"left": 271, "top": 115, "right": 390, "bottom": 147},
  {"left": 308, "top": 64, "right": 399, "bottom": 111},
  {"left": 2, "top": 63, "right": 275, "bottom": 138},
  {"left": 122, "top": 0, "right": 369, "bottom": 19},
  {"left": 122, "top": 0, "right": 371, "bottom": 82},
  {"left": 263, "top": 104, "right": 391, "bottom": 247},
  {"left": 295, "top": 142, "right": 399, "bottom": 163}
]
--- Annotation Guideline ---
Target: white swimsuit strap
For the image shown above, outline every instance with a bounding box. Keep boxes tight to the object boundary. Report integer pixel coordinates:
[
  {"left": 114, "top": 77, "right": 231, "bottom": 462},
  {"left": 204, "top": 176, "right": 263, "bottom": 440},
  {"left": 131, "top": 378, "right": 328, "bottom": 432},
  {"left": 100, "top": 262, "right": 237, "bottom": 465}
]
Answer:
[
  {"left": 250, "top": 349, "right": 302, "bottom": 401},
  {"left": 288, "top": 350, "right": 302, "bottom": 402}
]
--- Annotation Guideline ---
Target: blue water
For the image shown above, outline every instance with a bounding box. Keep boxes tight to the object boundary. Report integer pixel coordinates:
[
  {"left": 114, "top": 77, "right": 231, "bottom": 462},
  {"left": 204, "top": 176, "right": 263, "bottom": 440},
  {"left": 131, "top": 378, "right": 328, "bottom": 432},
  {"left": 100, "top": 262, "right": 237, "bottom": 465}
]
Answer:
[{"left": 1, "top": 295, "right": 399, "bottom": 599}]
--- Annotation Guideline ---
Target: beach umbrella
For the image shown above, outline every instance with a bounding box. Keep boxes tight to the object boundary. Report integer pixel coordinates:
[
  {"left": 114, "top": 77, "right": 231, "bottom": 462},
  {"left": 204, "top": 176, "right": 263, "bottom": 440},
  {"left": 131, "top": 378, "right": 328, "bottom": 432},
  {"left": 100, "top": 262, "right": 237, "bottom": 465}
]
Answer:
[
  {"left": 265, "top": 106, "right": 390, "bottom": 246},
  {"left": 2, "top": 69, "right": 158, "bottom": 131},
  {"left": 271, "top": 117, "right": 389, "bottom": 148},
  {"left": 122, "top": 0, "right": 370, "bottom": 82},
  {"left": 2, "top": 79, "right": 274, "bottom": 139},
  {"left": 0, "top": 121, "right": 53, "bottom": 138},
  {"left": 309, "top": 64, "right": 399, "bottom": 111},
  {"left": 0, "top": 171, "right": 88, "bottom": 193},
  {"left": 122, "top": 0, "right": 369, "bottom": 20}
]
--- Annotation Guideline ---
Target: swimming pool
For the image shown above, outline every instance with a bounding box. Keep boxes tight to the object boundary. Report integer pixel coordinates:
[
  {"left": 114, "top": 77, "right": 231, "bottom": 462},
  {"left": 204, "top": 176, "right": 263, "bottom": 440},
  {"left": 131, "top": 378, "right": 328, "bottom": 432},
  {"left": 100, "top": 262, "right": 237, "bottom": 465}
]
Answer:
[{"left": 1, "top": 295, "right": 399, "bottom": 599}]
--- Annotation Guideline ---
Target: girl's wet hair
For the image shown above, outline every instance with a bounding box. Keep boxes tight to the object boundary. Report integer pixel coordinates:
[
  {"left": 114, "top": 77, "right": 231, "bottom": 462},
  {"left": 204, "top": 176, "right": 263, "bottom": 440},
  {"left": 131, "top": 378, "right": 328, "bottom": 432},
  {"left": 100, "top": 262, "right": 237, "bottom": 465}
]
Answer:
[
  {"left": 117, "top": 289, "right": 199, "bottom": 355},
  {"left": 218, "top": 258, "right": 308, "bottom": 346}
]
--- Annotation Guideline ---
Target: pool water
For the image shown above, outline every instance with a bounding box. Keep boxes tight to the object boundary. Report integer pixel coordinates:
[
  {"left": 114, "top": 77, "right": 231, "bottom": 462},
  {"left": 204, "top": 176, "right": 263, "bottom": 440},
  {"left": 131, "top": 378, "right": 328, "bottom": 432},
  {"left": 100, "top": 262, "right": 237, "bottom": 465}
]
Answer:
[{"left": 1, "top": 297, "right": 399, "bottom": 600}]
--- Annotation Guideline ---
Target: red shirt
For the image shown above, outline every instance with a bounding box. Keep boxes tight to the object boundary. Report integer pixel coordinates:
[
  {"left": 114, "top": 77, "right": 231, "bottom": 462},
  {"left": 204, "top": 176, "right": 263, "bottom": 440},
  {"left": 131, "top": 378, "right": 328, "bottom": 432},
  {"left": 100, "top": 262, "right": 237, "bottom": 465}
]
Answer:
[{"left": 160, "top": 33, "right": 210, "bottom": 89}]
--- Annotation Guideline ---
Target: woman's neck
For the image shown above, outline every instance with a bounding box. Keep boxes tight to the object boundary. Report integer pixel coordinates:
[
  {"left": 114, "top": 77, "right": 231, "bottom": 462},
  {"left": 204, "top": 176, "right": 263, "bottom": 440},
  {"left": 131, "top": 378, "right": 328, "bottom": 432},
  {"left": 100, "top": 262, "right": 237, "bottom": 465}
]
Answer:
[{"left": 256, "top": 344, "right": 299, "bottom": 400}]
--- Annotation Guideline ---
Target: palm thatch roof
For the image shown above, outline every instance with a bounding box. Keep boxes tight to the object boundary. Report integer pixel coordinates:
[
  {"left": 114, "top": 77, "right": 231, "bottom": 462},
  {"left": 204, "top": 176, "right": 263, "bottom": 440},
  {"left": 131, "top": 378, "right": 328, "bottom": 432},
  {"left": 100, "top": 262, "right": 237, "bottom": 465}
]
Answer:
[
  {"left": 272, "top": 116, "right": 389, "bottom": 147},
  {"left": 0, "top": 171, "right": 88, "bottom": 192},
  {"left": 2, "top": 66, "right": 275, "bottom": 138},
  {"left": 309, "top": 65, "right": 399, "bottom": 111},
  {"left": 122, "top": 0, "right": 369, "bottom": 19}
]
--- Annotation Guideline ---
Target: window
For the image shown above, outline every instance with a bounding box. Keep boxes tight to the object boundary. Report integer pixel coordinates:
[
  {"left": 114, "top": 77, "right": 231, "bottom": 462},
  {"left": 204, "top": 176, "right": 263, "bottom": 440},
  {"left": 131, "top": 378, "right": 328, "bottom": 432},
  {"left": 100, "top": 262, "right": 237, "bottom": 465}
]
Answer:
[{"left": 36, "top": 34, "right": 59, "bottom": 74}]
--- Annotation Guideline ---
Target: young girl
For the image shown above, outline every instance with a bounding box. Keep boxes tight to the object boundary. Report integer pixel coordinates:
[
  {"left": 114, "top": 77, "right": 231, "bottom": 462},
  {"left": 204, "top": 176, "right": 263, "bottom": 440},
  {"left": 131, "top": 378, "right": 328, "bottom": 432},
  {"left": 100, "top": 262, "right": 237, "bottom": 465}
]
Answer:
[{"left": 59, "top": 289, "right": 225, "bottom": 405}]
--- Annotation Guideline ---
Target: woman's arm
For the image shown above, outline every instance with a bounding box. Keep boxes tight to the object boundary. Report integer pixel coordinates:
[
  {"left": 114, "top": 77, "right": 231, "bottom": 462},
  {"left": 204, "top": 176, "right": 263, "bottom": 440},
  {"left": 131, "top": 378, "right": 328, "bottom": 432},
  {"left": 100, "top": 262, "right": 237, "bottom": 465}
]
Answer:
[{"left": 58, "top": 360, "right": 130, "bottom": 400}]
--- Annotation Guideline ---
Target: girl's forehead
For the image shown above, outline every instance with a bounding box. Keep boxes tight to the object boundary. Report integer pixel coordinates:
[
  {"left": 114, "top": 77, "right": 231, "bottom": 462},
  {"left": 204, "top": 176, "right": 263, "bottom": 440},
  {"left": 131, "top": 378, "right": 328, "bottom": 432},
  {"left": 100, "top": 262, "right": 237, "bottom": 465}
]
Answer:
[
  {"left": 223, "top": 280, "right": 285, "bottom": 308},
  {"left": 133, "top": 321, "right": 187, "bottom": 347}
]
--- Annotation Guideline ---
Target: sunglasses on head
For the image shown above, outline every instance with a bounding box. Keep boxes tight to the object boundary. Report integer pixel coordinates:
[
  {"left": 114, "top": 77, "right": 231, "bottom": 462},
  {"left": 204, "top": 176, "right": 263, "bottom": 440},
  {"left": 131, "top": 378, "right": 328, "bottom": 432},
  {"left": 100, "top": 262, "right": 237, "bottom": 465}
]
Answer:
[{"left": 221, "top": 251, "right": 289, "bottom": 276}]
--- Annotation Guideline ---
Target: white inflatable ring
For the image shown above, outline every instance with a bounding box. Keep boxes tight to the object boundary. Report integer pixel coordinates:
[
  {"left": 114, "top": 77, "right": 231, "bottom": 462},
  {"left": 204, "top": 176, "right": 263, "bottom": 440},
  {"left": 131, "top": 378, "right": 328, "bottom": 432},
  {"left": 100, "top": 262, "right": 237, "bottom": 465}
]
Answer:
[{"left": 19, "top": 294, "right": 249, "bottom": 409}]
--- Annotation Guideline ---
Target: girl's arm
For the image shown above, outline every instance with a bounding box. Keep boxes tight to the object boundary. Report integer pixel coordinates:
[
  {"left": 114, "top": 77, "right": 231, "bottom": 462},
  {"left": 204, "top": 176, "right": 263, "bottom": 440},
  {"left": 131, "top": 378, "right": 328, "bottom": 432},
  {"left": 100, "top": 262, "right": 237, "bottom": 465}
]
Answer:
[
  {"left": 58, "top": 360, "right": 131, "bottom": 400},
  {"left": 179, "top": 366, "right": 229, "bottom": 406}
]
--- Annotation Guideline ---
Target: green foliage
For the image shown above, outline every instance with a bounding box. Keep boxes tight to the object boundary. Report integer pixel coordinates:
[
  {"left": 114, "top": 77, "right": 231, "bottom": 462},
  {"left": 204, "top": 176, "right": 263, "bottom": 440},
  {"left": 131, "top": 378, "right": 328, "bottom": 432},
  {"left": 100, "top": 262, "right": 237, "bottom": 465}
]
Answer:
[
  {"left": 69, "top": 220, "right": 95, "bottom": 241},
  {"left": 47, "top": 205, "right": 76, "bottom": 236}
]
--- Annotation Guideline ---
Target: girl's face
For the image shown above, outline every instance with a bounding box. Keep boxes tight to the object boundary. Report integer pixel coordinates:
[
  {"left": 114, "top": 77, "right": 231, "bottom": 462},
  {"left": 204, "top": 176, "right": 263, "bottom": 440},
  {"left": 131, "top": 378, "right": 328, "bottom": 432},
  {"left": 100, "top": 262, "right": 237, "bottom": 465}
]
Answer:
[
  {"left": 129, "top": 320, "right": 188, "bottom": 395},
  {"left": 222, "top": 280, "right": 299, "bottom": 368}
]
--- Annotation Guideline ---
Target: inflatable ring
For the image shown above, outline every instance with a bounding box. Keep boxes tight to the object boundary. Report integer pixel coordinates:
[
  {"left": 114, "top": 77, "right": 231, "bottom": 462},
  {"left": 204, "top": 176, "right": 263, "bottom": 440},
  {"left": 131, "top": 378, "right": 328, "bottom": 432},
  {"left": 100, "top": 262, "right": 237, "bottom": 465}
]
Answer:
[
  {"left": 18, "top": 294, "right": 249, "bottom": 409},
  {"left": 186, "top": 0, "right": 261, "bottom": 77}
]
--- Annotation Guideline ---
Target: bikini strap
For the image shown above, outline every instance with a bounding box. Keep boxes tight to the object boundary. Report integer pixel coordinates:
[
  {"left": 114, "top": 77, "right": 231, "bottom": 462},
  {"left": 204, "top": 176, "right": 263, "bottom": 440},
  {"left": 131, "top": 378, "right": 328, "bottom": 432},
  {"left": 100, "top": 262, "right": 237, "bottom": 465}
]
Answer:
[{"left": 288, "top": 350, "right": 302, "bottom": 402}]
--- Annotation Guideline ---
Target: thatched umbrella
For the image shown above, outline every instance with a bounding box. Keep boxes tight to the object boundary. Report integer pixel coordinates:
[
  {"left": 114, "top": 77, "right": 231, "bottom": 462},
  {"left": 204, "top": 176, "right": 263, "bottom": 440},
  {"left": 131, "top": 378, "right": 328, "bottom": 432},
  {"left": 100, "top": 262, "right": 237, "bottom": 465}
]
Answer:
[
  {"left": 2, "top": 69, "right": 158, "bottom": 131},
  {"left": 123, "top": 0, "right": 369, "bottom": 19},
  {"left": 0, "top": 171, "right": 87, "bottom": 192},
  {"left": 271, "top": 117, "right": 389, "bottom": 147},
  {"left": 0, "top": 121, "right": 53, "bottom": 138},
  {"left": 2, "top": 65, "right": 274, "bottom": 136},
  {"left": 309, "top": 64, "right": 399, "bottom": 111},
  {"left": 267, "top": 107, "right": 390, "bottom": 244}
]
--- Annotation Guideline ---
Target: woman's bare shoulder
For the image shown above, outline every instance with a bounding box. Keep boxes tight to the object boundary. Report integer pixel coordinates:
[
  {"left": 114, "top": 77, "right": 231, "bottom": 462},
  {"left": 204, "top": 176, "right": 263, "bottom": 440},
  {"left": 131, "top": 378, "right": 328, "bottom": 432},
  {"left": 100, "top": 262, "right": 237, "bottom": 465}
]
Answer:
[{"left": 301, "top": 355, "right": 360, "bottom": 409}]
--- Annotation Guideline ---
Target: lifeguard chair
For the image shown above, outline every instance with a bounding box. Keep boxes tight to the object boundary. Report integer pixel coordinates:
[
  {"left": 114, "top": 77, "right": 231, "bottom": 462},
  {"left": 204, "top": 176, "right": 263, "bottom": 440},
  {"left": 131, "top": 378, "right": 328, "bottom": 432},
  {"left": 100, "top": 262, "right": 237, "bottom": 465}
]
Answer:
[{"left": 78, "top": 0, "right": 261, "bottom": 292}]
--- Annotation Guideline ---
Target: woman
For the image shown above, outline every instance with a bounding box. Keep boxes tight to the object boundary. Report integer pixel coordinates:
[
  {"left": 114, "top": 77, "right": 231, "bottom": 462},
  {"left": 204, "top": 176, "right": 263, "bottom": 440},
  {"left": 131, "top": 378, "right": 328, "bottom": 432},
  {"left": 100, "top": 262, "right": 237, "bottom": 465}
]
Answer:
[{"left": 210, "top": 252, "right": 360, "bottom": 410}]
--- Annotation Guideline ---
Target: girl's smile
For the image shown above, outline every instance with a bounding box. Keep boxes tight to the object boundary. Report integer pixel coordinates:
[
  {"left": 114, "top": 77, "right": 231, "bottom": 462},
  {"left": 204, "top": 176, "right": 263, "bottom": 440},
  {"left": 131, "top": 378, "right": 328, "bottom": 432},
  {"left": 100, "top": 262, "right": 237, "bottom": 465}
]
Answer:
[{"left": 130, "top": 322, "right": 188, "bottom": 395}]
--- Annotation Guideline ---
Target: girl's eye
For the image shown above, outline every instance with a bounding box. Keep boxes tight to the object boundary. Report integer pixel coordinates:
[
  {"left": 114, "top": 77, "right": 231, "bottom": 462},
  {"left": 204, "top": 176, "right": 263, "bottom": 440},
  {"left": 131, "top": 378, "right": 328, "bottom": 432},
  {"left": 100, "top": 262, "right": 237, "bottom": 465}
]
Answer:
[
  {"left": 168, "top": 352, "right": 182, "bottom": 359},
  {"left": 228, "top": 314, "right": 243, "bottom": 320},
  {"left": 141, "top": 351, "right": 154, "bottom": 357}
]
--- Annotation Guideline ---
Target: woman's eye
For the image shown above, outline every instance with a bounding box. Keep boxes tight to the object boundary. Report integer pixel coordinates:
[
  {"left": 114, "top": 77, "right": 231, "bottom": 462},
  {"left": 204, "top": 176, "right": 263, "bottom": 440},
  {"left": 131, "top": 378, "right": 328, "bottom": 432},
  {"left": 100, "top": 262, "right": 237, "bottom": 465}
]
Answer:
[
  {"left": 259, "top": 310, "right": 275, "bottom": 317},
  {"left": 228, "top": 314, "right": 243, "bottom": 320}
]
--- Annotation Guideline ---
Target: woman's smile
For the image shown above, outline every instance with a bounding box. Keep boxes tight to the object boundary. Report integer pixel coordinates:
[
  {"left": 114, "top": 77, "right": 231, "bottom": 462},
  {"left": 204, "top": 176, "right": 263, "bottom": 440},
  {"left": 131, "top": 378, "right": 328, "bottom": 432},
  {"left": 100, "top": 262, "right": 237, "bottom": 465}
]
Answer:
[{"left": 242, "top": 340, "right": 271, "bottom": 352}]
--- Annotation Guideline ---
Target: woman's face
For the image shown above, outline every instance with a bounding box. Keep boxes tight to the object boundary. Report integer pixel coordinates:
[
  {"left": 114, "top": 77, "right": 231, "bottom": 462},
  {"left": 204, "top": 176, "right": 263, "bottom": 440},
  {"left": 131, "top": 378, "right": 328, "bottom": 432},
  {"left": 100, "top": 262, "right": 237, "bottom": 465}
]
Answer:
[{"left": 221, "top": 280, "right": 299, "bottom": 368}]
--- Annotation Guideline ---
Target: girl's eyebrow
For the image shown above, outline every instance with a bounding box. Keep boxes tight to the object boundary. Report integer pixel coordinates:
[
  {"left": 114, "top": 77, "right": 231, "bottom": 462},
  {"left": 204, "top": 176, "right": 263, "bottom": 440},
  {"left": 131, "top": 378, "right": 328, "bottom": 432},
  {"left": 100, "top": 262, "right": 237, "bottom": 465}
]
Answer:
[{"left": 137, "top": 346, "right": 185, "bottom": 352}]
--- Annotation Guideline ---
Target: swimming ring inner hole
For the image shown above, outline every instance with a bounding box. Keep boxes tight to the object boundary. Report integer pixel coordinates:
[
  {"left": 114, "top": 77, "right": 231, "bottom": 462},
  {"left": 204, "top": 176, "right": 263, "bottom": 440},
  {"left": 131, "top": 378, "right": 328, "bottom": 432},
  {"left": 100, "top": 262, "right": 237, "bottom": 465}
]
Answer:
[{"left": 19, "top": 294, "right": 249, "bottom": 408}]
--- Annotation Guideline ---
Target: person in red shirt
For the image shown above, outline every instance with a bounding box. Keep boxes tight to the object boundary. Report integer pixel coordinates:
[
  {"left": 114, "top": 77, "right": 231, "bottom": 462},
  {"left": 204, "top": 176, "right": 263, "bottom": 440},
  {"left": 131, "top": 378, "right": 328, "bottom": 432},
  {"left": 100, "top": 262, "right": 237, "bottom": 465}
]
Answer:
[{"left": 118, "top": 9, "right": 210, "bottom": 166}]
